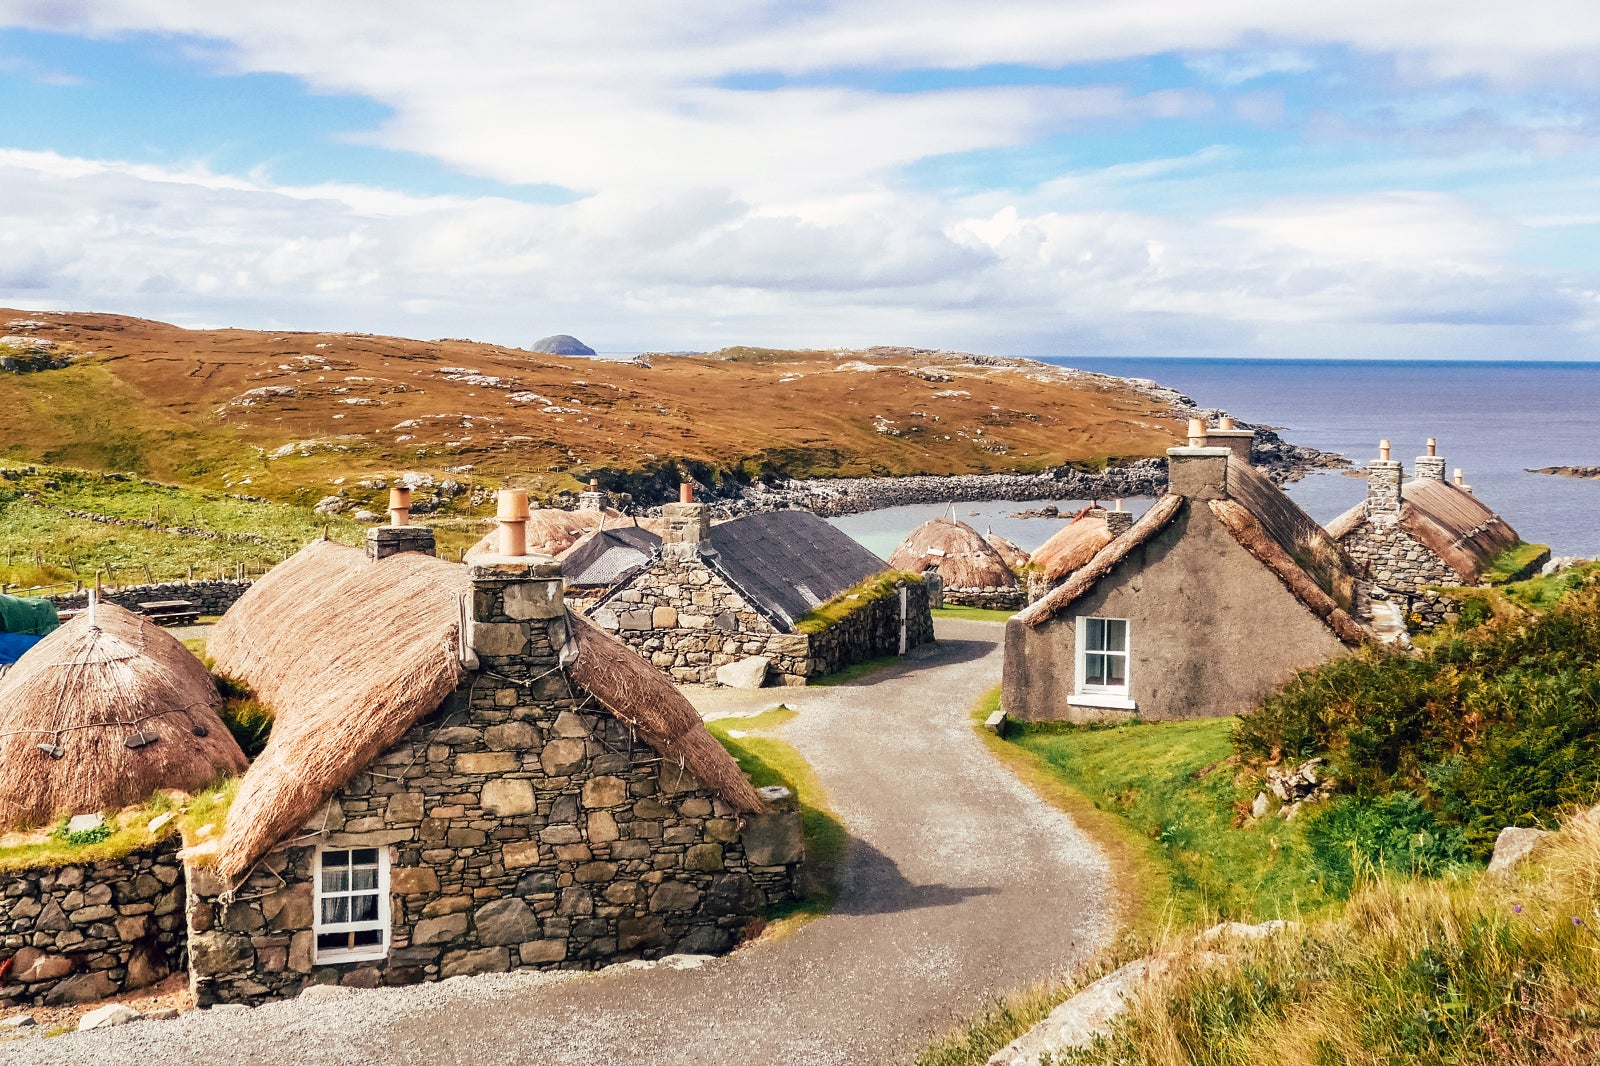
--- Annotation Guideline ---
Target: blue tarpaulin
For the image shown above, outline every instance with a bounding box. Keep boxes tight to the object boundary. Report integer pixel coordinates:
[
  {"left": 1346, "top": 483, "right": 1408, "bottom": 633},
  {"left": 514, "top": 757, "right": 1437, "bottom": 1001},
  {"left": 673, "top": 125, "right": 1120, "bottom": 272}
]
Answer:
[{"left": 0, "top": 631, "right": 41, "bottom": 665}]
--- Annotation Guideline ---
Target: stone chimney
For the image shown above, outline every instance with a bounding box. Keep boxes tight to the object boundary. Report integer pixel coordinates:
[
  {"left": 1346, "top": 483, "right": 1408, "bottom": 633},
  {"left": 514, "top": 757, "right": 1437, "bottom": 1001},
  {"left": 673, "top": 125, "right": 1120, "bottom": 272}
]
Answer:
[
  {"left": 1207, "top": 416, "right": 1255, "bottom": 462},
  {"left": 467, "top": 489, "right": 568, "bottom": 670},
  {"left": 1365, "top": 439, "right": 1403, "bottom": 526},
  {"left": 1166, "top": 443, "right": 1231, "bottom": 500},
  {"left": 1414, "top": 437, "right": 1446, "bottom": 482},
  {"left": 1104, "top": 500, "right": 1134, "bottom": 537},
  {"left": 366, "top": 484, "right": 436, "bottom": 560},
  {"left": 578, "top": 479, "right": 606, "bottom": 513},
  {"left": 662, "top": 483, "right": 711, "bottom": 561}
]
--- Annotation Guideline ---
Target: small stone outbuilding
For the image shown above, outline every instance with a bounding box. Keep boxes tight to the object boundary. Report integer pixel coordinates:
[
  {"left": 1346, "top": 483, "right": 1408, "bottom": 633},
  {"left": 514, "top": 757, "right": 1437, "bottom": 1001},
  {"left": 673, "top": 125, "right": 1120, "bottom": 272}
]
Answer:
[
  {"left": 1328, "top": 438, "right": 1548, "bottom": 624},
  {"left": 590, "top": 497, "right": 933, "bottom": 685},
  {"left": 1004, "top": 424, "right": 1368, "bottom": 723}
]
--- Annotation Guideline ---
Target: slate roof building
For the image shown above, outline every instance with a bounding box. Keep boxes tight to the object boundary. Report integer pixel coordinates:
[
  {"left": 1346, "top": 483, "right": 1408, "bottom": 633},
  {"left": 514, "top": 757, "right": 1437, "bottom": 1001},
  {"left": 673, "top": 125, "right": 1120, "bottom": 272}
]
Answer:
[
  {"left": 590, "top": 491, "right": 933, "bottom": 686},
  {"left": 1327, "top": 439, "right": 1547, "bottom": 605},
  {"left": 1004, "top": 421, "right": 1368, "bottom": 723},
  {"left": 558, "top": 525, "right": 662, "bottom": 608}
]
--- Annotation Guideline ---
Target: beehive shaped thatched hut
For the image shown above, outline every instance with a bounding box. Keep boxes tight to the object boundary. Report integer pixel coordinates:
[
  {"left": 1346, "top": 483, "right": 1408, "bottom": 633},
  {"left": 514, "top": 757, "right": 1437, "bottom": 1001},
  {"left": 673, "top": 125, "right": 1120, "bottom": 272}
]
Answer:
[
  {"left": 984, "top": 531, "right": 1030, "bottom": 572},
  {"left": 463, "top": 507, "right": 629, "bottom": 559},
  {"left": 1029, "top": 508, "right": 1117, "bottom": 583},
  {"left": 0, "top": 602, "right": 248, "bottom": 829},
  {"left": 886, "top": 517, "right": 1021, "bottom": 608}
]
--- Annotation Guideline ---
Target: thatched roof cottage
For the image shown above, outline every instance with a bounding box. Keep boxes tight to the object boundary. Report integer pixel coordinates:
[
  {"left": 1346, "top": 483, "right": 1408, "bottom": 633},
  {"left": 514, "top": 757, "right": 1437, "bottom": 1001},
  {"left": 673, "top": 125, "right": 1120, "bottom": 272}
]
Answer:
[
  {"left": 887, "top": 518, "right": 1023, "bottom": 609},
  {"left": 1327, "top": 439, "right": 1548, "bottom": 605},
  {"left": 1004, "top": 421, "right": 1368, "bottom": 723},
  {"left": 185, "top": 498, "right": 799, "bottom": 1004},
  {"left": 0, "top": 601, "right": 247, "bottom": 830},
  {"left": 1027, "top": 507, "right": 1128, "bottom": 592},
  {"left": 590, "top": 489, "right": 933, "bottom": 686}
]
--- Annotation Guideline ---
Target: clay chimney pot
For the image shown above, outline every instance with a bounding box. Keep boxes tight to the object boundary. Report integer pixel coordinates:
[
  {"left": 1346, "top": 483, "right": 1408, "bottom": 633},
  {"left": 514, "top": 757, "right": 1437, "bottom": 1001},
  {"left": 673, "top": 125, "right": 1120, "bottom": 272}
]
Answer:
[
  {"left": 679, "top": 483, "right": 694, "bottom": 504},
  {"left": 497, "top": 488, "right": 530, "bottom": 522},
  {"left": 1427, "top": 438, "right": 1438, "bottom": 457},
  {"left": 1379, "top": 439, "right": 1391, "bottom": 461},
  {"left": 388, "top": 486, "right": 411, "bottom": 527},
  {"left": 1187, "top": 417, "right": 1208, "bottom": 447}
]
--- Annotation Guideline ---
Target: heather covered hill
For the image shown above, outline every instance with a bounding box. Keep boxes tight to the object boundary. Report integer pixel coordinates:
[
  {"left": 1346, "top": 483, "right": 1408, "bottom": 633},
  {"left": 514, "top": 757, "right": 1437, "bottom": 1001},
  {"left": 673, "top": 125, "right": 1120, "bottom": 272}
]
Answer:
[{"left": 0, "top": 310, "right": 1183, "bottom": 509}]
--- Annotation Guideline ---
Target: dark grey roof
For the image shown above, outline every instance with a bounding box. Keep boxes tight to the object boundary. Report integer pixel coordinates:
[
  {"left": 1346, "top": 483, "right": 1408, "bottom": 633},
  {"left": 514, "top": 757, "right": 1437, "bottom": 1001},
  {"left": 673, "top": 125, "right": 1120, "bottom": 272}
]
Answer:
[
  {"left": 706, "top": 511, "right": 889, "bottom": 630},
  {"left": 561, "top": 526, "right": 661, "bottom": 588}
]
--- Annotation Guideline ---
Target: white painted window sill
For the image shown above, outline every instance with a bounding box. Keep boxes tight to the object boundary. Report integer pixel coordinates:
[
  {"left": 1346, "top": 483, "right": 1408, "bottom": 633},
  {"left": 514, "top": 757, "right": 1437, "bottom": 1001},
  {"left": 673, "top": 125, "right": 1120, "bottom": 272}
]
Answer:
[{"left": 1068, "top": 693, "right": 1137, "bottom": 711}]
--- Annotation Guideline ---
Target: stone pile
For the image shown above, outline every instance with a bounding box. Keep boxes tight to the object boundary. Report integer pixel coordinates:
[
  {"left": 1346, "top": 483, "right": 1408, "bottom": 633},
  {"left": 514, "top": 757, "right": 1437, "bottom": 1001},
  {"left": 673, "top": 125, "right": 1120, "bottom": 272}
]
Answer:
[{"left": 1254, "top": 758, "right": 1334, "bottom": 821}]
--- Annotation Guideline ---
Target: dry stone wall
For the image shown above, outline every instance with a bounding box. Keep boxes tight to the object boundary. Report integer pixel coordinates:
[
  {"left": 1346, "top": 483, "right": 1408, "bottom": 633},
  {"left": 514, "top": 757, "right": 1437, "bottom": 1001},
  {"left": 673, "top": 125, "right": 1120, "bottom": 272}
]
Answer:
[
  {"left": 0, "top": 837, "right": 185, "bottom": 1007},
  {"left": 1339, "top": 524, "right": 1458, "bottom": 594},
  {"left": 50, "top": 579, "right": 252, "bottom": 616},
  {"left": 940, "top": 586, "right": 1025, "bottom": 610},
  {"left": 590, "top": 556, "right": 933, "bottom": 684},
  {"left": 187, "top": 562, "right": 799, "bottom": 1005}
]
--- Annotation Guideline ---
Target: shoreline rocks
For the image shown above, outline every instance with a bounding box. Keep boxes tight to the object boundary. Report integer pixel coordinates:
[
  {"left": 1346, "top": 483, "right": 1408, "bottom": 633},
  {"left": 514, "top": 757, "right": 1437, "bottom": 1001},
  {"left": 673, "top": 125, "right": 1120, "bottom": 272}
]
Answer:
[{"left": 1529, "top": 466, "right": 1600, "bottom": 480}]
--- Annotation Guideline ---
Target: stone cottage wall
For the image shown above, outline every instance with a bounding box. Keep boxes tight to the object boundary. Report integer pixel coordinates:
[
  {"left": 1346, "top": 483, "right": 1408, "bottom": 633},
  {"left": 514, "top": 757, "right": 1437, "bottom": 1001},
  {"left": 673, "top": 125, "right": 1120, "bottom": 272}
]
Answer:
[
  {"left": 187, "top": 562, "right": 800, "bottom": 1006},
  {"left": 940, "top": 586, "right": 1025, "bottom": 611},
  {"left": 0, "top": 836, "right": 185, "bottom": 1007},
  {"left": 591, "top": 557, "right": 935, "bottom": 685},
  {"left": 50, "top": 579, "right": 252, "bottom": 616},
  {"left": 1339, "top": 524, "right": 1458, "bottom": 593},
  {"left": 808, "top": 579, "right": 935, "bottom": 677}
]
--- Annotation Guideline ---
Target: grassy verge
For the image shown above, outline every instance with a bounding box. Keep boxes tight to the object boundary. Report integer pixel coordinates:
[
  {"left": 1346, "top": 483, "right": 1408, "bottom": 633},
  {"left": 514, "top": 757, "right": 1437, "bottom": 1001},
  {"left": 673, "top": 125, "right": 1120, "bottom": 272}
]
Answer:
[
  {"left": 705, "top": 708, "right": 846, "bottom": 928},
  {"left": 932, "top": 604, "right": 1017, "bottom": 623},
  {"left": 1481, "top": 540, "right": 1554, "bottom": 585}
]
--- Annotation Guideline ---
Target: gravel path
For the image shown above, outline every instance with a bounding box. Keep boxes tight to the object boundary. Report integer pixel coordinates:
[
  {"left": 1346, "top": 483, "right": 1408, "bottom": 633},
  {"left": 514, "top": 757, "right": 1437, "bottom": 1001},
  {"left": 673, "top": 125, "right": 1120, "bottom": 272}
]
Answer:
[{"left": 8, "top": 618, "right": 1110, "bottom": 1066}]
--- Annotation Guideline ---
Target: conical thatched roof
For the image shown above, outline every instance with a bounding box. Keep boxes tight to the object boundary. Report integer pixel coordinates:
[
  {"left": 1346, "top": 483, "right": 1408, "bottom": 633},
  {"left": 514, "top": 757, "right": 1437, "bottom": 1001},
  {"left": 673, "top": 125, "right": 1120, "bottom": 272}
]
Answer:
[
  {"left": 1029, "top": 509, "right": 1115, "bottom": 582},
  {"left": 887, "top": 518, "right": 1018, "bottom": 590},
  {"left": 465, "top": 507, "right": 626, "bottom": 559},
  {"left": 984, "top": 531, "right": 1030, "bottom": 571},
  {"left": 0, "top": 603, "right": 248, "bottom": 830},
  {"left": 208, "top": 540, "right": 762, "bottom": 884}
]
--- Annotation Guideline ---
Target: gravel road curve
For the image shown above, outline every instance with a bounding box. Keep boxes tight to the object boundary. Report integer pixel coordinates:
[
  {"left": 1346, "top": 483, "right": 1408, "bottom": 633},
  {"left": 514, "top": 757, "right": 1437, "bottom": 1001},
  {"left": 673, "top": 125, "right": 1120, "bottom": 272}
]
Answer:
[{"left": 8, "top": 618, "right": 1109, "bottom": 1066}]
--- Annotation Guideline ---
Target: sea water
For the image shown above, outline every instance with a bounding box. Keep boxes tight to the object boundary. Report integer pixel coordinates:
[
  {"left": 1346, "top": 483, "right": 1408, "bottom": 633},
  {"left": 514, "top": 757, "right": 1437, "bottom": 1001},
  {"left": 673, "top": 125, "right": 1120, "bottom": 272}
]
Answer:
[{"left": 831, "top": 359, "right": 1600, "bottom": 559}]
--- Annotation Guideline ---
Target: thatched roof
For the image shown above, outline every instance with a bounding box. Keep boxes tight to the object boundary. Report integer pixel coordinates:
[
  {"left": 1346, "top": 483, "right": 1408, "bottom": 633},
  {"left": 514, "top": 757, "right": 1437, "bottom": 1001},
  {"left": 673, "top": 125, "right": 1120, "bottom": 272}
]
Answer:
[
  {"left": 465, "top": 507, "right": 626, "bottom": 559},
  {"left": 707, "top": 511, "right": 890, "bottom": 630},
  {"left": 1016, "top": 495, "right": 1183, "bottom": 628},
  {"left": 1029, "top": 510, "right": 1115, "bottom": 582},
  {"left": 985, "top": 531, "right": 1030, "bottom": 572},
  {"left": 0, "top": 603, "right": 247, "bottom": 829},
  {"left": 1017, "top": 462, "right": 1365, "bottom": 645},
  {"left": 209, "top": 540, "right": 762, "bottom": 883},
  {"left": 1328, "top": 478, "right": 1521, "bottom": 585},
  {"left": 886, "top": 518, "right": 1018, "bottom": 591}
]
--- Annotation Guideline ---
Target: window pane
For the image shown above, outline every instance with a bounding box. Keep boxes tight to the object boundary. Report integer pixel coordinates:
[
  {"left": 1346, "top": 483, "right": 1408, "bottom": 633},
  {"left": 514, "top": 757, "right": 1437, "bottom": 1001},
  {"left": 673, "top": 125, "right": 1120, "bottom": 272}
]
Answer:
[
  {"left": 351, "top": 893, "right": 379, "bottom": 923},
  {"left": 1104, "top": 620, "right": 1127, "bottom": 653},
  {"left": 351, "top": 867, "right": 379, "bottom": 892},
  {"left": 1085, "top": 653, "right": 1106, "bottom": 687},
  {"left": 323, "top": 851, "right": 350, "bottom": 868},
  {"left": 352, "top": 929, "right": 382, "bottom": 947},
  {"left": 351, "top": 848, "right": 379, "bottom": 865},
  {"left": 1086, "top": 618, "right": 1105, "bottom": 650},
  {"left": 316, "top": 933, "right": 347, "bottom": 952},
  {"left": 1105, "top": 653, "right": 1127, "bottom": 687},
  {"left": 322, "top": 869, "right": 349, "bottom": 894},
  {"left": 322, "top": 897, "right": 349, "bottom": 925}
]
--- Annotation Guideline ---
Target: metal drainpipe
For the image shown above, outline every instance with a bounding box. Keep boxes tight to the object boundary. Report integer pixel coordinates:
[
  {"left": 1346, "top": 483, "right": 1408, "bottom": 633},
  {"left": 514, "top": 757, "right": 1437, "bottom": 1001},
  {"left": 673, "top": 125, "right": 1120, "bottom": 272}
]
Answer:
[{"left": 899, "top": 584, "right": 908, "bottom": 656}]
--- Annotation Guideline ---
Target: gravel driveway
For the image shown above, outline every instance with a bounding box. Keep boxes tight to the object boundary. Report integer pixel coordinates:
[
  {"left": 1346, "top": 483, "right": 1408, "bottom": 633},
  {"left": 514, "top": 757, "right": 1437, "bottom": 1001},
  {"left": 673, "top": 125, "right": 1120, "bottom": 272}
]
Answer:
[{"left": 9, "top": 618, "right": 1110, "bottom": 1066}]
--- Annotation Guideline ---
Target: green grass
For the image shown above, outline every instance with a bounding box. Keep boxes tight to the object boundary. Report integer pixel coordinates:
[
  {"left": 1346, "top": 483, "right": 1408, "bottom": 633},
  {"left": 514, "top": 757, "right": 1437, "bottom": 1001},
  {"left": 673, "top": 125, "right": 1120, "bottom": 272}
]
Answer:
[
  {"left": 996, "top": 706, "right": 1337, "bottom": 926},
  {"left": 810, "top": 653, "right": 904, "bottom": 686},
  {"left": 932, "top": 604, "right": 1017, "bottom": 623},
  {"left": 1495, "top": 560, "right": 1600, "bottom": 610},
  {"left": 1480, "top": 540, "right": 1553, "bottom": 585},
  {"left": 0, "top": 777, "right": 238, "bottom": 873},
  {"left": 912, "top": 979, "right": 1083, "bottom": 1066},
  {"left": 794, "top": 570, "right": 922, "bottom": 634},
  {"left": 705, "top": 708, "right": 846, "bottom": 925}
]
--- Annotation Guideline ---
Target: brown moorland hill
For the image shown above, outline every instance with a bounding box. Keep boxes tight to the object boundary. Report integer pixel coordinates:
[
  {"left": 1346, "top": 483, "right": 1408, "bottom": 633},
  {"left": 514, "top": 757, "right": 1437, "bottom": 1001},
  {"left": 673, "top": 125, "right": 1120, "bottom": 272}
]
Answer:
[{"left": 0, "top": 309, "right": 1183, "bottom": 510}]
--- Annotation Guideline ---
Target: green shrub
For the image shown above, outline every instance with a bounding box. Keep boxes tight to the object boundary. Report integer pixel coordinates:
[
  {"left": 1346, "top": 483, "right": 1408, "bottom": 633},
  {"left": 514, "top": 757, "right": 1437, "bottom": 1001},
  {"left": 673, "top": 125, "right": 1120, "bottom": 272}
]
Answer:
[
  {"left": 1456, "top": 594, "right": 1492, "bottom": 629},
  {"left": 219, "top": 697, "right": 274, "bottom": 758},
  {"left": 1303, "top": 792, "right": 1469, "bottom": 895},
  {"left": 49, "top": 817, "right": 113, "bottom": 846}
]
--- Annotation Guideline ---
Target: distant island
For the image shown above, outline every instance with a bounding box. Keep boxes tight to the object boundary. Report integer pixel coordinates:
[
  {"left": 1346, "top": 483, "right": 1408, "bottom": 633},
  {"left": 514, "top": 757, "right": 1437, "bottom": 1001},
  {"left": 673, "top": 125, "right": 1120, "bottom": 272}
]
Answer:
[
  {"left": 1528, "top": 466, "right": 1600, "bottom": 479},
  {"left": 530, "top": 334, "right": 596, "bottom": 356}
]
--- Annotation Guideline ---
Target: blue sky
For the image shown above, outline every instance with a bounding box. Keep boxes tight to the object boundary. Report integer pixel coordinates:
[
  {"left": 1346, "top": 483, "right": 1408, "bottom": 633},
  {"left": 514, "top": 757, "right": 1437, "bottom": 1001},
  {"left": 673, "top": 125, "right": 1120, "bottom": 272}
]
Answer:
[{"left": 1, "top": 2, "right": 1597, "bottom": 359}]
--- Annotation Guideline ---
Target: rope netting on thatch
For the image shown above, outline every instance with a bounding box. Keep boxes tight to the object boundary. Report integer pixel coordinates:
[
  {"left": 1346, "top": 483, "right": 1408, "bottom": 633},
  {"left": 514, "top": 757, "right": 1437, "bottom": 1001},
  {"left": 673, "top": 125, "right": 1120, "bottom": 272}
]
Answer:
[
  {"left": 0, "top": 603, "right": 247, "bottom": 829},
  {"left": 1029, "top": 510, "right": 1115, "bottom": 582},
  {"left": 210, "top": 541, "right": 470, "bottom": 882},
  {"left": 886, "top": 518, "right": 1018, "bottom": 590}
]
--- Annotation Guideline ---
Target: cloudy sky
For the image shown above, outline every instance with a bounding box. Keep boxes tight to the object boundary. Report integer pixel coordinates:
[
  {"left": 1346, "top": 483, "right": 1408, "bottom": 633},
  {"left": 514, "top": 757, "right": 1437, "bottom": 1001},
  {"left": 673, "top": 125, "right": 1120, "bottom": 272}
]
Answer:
[{"left": 1, "top": 2, "right": 1598, "bottom": 359}]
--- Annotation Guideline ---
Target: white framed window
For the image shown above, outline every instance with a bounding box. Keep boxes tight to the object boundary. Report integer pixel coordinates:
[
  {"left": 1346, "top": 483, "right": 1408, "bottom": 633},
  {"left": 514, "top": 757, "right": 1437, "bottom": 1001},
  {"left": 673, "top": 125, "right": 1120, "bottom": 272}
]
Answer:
[
  {"left": 313, "top": 846, "right": 390, "bottom": 964},
  {"left": 1070, "top": 616, "right": 1134, "bottom": 710}
]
